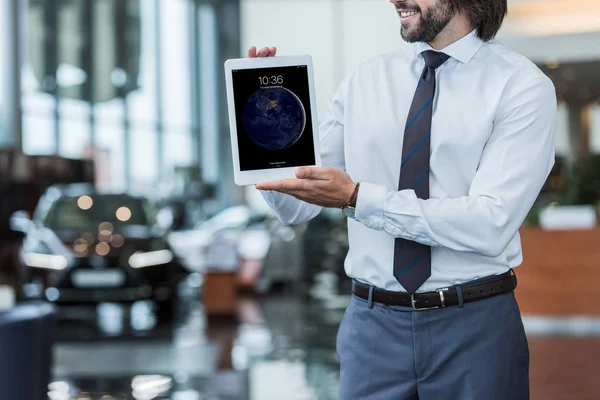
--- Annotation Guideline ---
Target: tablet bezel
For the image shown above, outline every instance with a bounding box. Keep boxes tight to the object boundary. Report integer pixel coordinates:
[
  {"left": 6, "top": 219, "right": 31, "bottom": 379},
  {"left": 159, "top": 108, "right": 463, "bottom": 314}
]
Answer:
[{"left": 224, "top": 55, "right": 321, "bottom": 186}]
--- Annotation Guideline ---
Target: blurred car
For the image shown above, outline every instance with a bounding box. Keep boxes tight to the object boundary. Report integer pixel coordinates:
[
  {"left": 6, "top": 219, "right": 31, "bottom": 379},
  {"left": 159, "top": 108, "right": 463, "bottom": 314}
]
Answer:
[
  {"left": 169, "top": 205, "right": 308, "bottom": 291},
  {"left": 167, "top": 205, "right": 271, "bottom": 273},
  {"left": 13, "top": 184, "right": 188, "bottom": 320}
]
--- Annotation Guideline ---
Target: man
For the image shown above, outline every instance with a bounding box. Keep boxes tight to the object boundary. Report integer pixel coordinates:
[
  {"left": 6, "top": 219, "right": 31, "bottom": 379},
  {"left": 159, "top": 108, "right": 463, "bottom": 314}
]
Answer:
[{"left": 249, "top": 0, "right": 556, "bottom": 398}]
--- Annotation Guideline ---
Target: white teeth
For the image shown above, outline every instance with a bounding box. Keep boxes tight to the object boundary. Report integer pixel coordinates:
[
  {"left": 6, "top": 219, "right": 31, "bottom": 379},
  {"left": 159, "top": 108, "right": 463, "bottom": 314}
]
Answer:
[{"left": 400, "top": 11, "right": 417, "bottom": 18}]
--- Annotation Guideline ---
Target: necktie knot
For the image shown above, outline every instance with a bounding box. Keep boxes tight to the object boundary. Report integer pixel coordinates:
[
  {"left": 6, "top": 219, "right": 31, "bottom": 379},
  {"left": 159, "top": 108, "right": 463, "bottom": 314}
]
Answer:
[{"left": 422, "top": 50, "right": 450, "bottom": 70}]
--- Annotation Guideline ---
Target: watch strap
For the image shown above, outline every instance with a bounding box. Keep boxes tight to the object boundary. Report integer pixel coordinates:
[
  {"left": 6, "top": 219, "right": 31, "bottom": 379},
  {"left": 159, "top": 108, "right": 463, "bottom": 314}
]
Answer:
[{"left": 346, "top": 182, "right": 360, "bottom": 208}]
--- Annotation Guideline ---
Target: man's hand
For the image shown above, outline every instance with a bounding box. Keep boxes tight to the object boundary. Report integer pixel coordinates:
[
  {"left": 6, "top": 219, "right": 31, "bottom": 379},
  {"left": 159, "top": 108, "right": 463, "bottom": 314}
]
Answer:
[
  {"left": 256, "top": 167, "right": 356, "bottom": 208},
  {"left": 247, "top": 46, "right": 277, "bottom": 58}
]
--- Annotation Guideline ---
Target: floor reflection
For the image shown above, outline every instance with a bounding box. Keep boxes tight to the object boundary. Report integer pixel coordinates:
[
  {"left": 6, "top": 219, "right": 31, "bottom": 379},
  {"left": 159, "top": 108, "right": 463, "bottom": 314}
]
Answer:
[
  {"left": 52, "top": 278, "right": 600, "bottom": 400},
  {"left": 48, "top": 374, "right": 238, "bottom": 400}
]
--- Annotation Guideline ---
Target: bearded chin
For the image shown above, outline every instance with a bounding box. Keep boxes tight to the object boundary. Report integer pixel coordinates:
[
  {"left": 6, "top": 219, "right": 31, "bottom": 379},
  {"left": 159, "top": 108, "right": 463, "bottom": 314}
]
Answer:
[
  {"left": 400, "top": 20, "right": 427, "bottom": 43},
  {"left": 400, "top": 25, "right": 412, "bottom": 42},
  {"left": 400, "top": 12, "right": 453, "bottom": 43}
]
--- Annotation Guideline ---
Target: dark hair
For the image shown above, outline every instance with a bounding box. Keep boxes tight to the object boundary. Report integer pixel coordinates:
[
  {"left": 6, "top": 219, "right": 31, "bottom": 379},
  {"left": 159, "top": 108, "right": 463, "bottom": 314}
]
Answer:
[{"left": 449, "top": 0, "right": 508, "bottom": 42}]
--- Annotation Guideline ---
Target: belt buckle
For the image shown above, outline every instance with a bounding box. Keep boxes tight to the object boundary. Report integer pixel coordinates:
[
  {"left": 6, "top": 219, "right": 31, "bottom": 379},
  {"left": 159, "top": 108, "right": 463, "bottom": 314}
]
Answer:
[{"left": 411, "top": 288, "right": 448, "bottom": 311}]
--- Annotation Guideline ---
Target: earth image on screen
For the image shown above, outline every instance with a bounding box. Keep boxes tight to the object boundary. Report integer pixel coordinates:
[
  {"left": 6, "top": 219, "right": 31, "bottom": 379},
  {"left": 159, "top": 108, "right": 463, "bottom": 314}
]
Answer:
[{"left": 242, "top": 87, "right": 306, "bottom": 150}]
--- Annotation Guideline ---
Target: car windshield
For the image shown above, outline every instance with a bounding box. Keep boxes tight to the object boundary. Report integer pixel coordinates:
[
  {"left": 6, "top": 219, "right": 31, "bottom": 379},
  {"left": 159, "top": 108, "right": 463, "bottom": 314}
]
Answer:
[{"left": 44, "top": 195, "right": 151, "bottom": 231}]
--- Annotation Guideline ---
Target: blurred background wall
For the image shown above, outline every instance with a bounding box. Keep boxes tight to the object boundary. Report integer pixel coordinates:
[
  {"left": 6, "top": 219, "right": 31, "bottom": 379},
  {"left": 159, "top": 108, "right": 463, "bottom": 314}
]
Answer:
[
  {"left": 0, "top": 0, "right": 243, "bottom": 211},
  {"left": 1, "top": 0, "right": 598, "bottom": 206},
  {"left": 242, "top": 0, "right": 600, "bottom": 167},
  {"left": 1, "top": 1, "right": 600, "bottom": 399}
]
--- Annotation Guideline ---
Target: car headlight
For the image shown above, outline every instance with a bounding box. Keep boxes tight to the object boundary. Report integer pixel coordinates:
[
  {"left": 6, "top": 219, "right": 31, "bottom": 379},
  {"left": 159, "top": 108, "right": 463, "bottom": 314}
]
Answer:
[
  {"left": 129, "top": 249, "right": 174, "bottom": 269},
  {"left": 23, "top": 253, "right": 68, "bottom": 270}
]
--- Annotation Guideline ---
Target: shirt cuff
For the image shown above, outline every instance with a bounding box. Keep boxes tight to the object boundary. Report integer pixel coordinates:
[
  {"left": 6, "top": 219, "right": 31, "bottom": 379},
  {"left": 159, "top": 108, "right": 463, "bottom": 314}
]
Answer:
[
  {"left": 261, "top": 189, "right": 294, "bottom": 211},
  {"left": 354, "top": 182, "right": 388, "bottom": 230},
  {"left": 259, "top": 189, "right": 278, "bottom": 205}
]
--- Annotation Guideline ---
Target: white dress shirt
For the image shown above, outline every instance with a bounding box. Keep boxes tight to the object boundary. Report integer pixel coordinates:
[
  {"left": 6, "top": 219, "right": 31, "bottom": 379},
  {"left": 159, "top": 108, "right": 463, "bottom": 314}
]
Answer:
[{"left": 261, "top": 30, "right": 557, "bottom": 292}]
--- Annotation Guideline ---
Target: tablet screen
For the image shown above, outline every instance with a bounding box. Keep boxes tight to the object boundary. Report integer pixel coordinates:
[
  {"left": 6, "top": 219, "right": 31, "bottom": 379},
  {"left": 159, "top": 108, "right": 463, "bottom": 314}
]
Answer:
[{"left": 232, "top": 65, "right": 316, "bottom": 171}]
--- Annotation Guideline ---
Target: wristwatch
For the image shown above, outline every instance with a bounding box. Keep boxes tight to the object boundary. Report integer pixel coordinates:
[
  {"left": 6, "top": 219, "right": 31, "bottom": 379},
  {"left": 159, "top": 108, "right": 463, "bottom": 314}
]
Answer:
[{"left": 342, "top": 182, "right": 360, "bottom": 219}]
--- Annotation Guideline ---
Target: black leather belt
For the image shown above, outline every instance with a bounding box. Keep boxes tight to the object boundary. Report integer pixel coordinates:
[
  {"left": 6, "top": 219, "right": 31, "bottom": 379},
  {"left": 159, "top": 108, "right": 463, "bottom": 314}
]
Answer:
[{"left": 352, "top": 270, "right": 517, "bottom": 310}]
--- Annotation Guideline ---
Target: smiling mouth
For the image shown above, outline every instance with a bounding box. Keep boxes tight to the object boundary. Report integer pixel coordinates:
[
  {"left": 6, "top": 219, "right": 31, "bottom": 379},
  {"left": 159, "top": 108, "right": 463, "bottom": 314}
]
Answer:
[{"left": 398, "top": 9, "right": 420, "bottom": 20}]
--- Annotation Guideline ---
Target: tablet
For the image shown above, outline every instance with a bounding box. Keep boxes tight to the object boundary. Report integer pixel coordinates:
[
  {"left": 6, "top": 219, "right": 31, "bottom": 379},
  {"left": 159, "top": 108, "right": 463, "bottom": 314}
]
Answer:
[{"left": 224, "top": 55, "right": 321, "bottom": 186}]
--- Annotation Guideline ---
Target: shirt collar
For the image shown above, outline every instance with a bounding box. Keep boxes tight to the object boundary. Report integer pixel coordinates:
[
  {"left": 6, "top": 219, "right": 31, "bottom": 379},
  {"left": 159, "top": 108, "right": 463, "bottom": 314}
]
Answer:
[{"left": 414, "top": 29, "right": 484, "bottom": 64}]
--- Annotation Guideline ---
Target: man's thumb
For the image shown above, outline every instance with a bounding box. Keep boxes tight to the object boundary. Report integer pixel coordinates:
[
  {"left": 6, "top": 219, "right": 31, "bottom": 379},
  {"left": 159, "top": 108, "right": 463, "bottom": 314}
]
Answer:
[{"left": 296, "top": 168, "right": 312, "bottom": 179}]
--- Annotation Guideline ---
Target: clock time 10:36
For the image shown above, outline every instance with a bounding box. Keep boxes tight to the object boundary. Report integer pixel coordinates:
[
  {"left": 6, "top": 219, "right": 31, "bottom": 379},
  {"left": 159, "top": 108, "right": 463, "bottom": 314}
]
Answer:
[{"left": 258, "top": 75, "right": 283, "bottom": 85}]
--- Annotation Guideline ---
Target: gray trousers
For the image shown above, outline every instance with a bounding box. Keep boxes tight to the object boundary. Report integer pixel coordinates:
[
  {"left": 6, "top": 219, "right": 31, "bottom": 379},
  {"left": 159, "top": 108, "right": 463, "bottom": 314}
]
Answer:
[{"left": 336, "top": 290, "right": 529, "bottom": 399}]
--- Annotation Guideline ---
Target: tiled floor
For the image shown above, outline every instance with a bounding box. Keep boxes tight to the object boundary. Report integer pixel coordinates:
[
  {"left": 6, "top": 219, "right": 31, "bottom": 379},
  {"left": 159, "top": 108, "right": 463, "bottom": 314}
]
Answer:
[{"left": 52, "top": 281, "right": 600, "bottom": 400}]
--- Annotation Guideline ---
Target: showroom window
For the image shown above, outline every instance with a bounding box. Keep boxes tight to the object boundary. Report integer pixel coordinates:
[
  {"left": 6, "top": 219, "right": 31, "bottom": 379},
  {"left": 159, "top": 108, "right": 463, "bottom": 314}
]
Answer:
[{"left": 22, "top": 0, "right": 203, "bottom": 194}]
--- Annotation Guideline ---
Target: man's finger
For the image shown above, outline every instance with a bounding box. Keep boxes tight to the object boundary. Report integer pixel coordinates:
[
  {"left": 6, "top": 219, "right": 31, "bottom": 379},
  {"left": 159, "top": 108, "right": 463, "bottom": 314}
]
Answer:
[
  {"left": 268, "top": 47, "right": 277, "bottom": 57},
  {"left": 256, "top": 180, "right": 280, "bottom": 191},
  {"left": 258, "top": 47, "right": 270, "bottom": 57},
  {"left": 295, "top": 168, "right": 311, "bottom": 179},
  {"left": 256, "top": 178, "right": 302, "bottom": 191},
  {"left": 296, "top": 167, "right": 329, "bottom": 180},
  {"left": 247, "top": 46, "right": 257, "bottom": 58}
]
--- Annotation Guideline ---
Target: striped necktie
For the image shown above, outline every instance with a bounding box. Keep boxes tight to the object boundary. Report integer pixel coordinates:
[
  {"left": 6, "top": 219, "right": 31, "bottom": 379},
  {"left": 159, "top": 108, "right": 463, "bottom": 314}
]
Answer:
[{"left": 394, "top": 50, "right": 450, "bottom": 294}]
